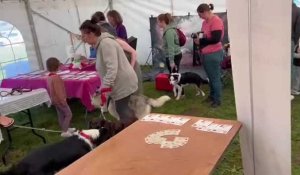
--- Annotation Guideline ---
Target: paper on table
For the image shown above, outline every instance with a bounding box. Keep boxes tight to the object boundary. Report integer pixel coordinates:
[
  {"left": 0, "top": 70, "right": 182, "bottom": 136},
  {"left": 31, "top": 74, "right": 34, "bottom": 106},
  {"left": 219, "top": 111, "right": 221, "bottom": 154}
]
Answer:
[
  {"left": 141, "top": 114, "right": 190, "bottom": 126},
  {"left": 86, "top": 75, "right": 97, "bottom": 78},
  {"left": 192, "top": 119, "right": 233, "bottom": 134},
  {"left": 57, "top": 70, "right": 70, "bottom": 75},
  {"left": 145, "top": 129, "right": 189, "bottom": 149}
]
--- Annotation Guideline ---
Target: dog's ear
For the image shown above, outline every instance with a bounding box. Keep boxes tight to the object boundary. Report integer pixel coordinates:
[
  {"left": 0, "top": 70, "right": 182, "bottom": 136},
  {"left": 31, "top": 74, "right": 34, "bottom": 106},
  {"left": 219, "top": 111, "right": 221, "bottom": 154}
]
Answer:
[
  {"left": 96, "top": 127, "right": 111, "bottom": 144},
  {"left": 88, "top": 118, "right": 106, "bottom": 129},
  {"left": 99, "top": 127, "right": 109, "bottom": 137},
  {"left": 88, "top": 120, "right": 97, "bottom": 129}
]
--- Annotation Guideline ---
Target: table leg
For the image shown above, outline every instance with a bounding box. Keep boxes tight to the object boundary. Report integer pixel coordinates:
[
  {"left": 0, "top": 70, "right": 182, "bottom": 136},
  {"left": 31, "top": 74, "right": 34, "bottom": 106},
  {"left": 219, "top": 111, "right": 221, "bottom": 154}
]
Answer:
[
  {"left": 25, "top": 109, "right": 46, "bottom": 144},
  {"left": 84, "top": 109, "right": 88, "bottom": 127},
  {"left": 1, "top": 128, "right": 12, "bottom": 165}
]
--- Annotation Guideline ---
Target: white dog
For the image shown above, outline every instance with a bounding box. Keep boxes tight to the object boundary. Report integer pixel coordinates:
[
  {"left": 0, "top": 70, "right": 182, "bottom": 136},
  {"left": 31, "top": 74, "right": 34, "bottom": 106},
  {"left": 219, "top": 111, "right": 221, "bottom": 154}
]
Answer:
[{"left": 91, "top": 93, "right": 171, "bottom": 120}]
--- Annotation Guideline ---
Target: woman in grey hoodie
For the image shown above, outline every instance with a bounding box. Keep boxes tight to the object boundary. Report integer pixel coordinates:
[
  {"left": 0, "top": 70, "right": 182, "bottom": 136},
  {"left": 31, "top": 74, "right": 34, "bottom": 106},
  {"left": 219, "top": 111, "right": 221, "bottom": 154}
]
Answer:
[{"left": 80, "top": 20, "right": 138, "bottom": 126}]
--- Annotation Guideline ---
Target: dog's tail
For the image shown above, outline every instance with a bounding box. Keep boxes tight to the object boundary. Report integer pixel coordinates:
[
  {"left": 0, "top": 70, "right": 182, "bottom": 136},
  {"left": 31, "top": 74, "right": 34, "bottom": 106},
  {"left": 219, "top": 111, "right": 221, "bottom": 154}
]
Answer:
[
  {"left": 148, "top": 95, "right": 171, "bottom": 108},
  {"left": 203, "top": 77, "right": 209, "bottom": 84}
]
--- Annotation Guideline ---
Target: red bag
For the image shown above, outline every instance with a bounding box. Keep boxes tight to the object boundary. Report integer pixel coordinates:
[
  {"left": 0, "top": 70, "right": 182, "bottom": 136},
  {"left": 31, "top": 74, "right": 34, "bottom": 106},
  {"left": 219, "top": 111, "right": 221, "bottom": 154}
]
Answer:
[
  {"left": 155, "top": 73, "right": 173, "bottom": 91},
  {"left": 176, "top": 28, "right": 186, "bottom": 47}
]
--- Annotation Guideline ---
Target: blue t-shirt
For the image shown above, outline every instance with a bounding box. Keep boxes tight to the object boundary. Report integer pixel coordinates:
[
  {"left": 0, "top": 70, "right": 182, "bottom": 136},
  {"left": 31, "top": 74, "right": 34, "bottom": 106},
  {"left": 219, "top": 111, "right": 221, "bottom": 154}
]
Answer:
[{"left": 89, "top": 47, "right": 97, "bottom": 58}]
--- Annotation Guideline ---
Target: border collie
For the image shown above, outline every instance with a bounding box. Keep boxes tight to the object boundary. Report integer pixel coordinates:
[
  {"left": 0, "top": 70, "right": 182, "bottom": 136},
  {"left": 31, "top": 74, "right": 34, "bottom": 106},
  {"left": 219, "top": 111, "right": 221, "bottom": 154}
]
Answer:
[
  {"left": 89, "top": 118, "right": 127, "bottom": 136},
  {"left": 169, "top": 72, "right": 208, "bottom": 100},
  {"left": 0, "top": 128, "right": 110, "bottom": 175},
  {"left": 91, "top": 93, "right": 171, "bottom": 120}
]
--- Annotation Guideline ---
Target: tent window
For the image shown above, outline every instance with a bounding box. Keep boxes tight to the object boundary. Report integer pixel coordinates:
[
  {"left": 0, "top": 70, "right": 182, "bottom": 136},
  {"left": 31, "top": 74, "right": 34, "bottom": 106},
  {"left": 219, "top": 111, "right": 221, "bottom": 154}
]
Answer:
[{"left": 0, "top": 20, "right": 30, "bottom": 80}]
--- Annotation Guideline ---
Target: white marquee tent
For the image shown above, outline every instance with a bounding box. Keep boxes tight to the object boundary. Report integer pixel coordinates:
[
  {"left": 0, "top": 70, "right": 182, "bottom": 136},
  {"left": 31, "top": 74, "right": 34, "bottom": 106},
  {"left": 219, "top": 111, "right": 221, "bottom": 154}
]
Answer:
[
  {"left": 0, "top": 0, "right": 227, "bottom": 70},
  {"left": 0, "top": 0, "right": 292, "bottom": 175}
]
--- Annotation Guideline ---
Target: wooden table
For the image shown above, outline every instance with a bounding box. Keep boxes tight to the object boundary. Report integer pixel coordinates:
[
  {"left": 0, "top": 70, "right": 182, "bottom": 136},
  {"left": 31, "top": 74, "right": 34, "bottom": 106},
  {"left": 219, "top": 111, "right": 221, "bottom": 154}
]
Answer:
[{"left": 58, "top": 114, "right": 242, "bottom": 175}]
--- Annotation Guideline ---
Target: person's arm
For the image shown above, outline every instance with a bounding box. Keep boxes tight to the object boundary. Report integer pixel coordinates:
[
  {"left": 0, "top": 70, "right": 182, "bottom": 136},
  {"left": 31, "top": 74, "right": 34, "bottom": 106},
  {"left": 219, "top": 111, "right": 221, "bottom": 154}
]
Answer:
[
  {"left": 100, "top": 40, "right": 118, "bottom": 88},
  {"left": 116, "top": 38, "right": 137, "bottom": 67},
  {"left": 199, "top": 30, "right": 222, "bottom": 47},
  {"left": 198, "top": 16, "right": 223, "bottom": 48}
]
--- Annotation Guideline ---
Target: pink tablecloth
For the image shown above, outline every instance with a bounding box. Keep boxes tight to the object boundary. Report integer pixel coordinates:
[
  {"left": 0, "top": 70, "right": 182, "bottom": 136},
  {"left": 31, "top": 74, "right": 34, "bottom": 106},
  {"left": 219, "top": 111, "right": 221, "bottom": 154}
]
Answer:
[{"left": 0, "top": 70, "right": 101, "bottom": 111}]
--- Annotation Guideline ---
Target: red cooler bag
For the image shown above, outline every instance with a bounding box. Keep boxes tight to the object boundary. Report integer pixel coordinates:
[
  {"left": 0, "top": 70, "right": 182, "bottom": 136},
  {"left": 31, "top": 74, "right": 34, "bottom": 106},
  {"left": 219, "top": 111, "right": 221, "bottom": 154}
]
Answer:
[{"left": 155, "top": 73, "right": 173, "bottom": 91}]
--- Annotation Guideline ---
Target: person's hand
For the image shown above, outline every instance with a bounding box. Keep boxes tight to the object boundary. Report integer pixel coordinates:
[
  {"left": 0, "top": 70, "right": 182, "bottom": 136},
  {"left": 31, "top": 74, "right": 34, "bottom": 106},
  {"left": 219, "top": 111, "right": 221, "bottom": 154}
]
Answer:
[
  {"left": 193, "top": 34, "right": 200, "bottom": 45},
  {"left": 193, "top": 38, "right": 200, "bottom": 45},
  {"left": 100, "top": 87, "right": 112, "bottom": 106},
  {"left": 170, "top": 63, "right": 178, "bottom": 73}
]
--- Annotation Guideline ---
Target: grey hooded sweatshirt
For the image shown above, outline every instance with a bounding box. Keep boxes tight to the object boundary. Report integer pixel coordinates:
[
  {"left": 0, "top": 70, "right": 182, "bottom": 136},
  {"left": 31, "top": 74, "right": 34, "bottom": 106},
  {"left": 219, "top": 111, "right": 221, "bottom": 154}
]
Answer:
[{"left": 95, "top": 33, "right": 138, "bottom": 100}]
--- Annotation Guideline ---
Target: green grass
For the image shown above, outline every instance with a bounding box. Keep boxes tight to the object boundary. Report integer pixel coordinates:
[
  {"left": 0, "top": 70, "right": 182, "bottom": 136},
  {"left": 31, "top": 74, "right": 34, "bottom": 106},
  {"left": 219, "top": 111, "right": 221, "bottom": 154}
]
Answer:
[{"left": 0, "top": 79, "right": 299, "bottom": 175}]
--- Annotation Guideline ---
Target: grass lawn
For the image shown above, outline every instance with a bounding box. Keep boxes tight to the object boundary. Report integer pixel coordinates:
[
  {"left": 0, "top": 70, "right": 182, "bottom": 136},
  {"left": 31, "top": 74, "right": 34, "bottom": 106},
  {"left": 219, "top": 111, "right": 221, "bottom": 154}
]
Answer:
[{"left": 0, "top": 79, "right": 299, "bottom": 175}]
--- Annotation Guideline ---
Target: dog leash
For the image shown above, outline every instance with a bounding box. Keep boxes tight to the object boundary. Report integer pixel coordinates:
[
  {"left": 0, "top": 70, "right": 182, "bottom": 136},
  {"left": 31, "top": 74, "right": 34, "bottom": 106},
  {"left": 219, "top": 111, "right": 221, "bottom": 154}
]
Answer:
[
  {"left": 99, "top": 95, "right": 112, "bottom": 121},
  {"left": 100, "top": 107, "right": 108, "bottom": 120},
  {"left": 13, "top": 125, "right": 62, "bottom": 133}
]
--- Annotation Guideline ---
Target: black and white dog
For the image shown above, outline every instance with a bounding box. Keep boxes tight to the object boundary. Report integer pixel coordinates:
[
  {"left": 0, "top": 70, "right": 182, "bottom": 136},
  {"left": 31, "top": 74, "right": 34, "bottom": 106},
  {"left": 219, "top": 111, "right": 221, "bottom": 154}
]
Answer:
[
  {"left": 169, "top": 72, "right": 208, "bottom": 100},
  {"left": 0, "top": 128, "right": 110, "bottom": 175}
]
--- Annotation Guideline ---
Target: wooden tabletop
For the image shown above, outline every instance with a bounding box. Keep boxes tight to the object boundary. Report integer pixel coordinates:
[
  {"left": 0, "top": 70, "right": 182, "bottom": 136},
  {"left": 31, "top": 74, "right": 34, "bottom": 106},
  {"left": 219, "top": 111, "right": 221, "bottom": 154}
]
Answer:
[{"left": 58, "top": 114, "right": 241, "bottom": 175}]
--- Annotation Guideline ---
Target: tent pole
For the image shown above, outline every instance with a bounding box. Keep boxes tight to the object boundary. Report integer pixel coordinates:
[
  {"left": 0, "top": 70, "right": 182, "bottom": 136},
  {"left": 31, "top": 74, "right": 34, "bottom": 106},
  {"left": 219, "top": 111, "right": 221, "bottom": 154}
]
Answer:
[
  {"left": 24, "top": 0, "right": 44, "bottom": 70},
  {"left": 108, "top": 0, "right": 113, "bottom": 10},
  {"left": 31, "top": 9, "right": 73, "bottom": 34},
  {"left": 170, "top": 0, "right": 174, "bottom": 15},
  {"left": 73, "top": 0, "right": 87, "bottom": 56}
]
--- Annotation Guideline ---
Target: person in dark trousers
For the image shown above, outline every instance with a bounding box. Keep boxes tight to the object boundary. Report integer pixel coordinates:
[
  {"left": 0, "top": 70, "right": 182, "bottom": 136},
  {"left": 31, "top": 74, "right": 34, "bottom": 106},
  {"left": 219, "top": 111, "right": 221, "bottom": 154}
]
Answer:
[
  {"left": 157, "top": 13, "right": 182, "bottom": 73},
  {"left": 194, "top": 3, "right": 224, "bottom": 108}
]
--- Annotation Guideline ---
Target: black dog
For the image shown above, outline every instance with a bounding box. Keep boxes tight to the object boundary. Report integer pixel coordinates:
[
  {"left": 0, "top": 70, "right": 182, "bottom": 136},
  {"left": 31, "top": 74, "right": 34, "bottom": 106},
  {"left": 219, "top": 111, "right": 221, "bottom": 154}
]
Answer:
[
  {"left": 169, "top": 72, "right": 208, "bottom": 100},
  {"left": 0, "top": 128, "right": 110, "bottom": 175},
  {"left": 88, "top": 118, "right": 131, "bottom": 136}
]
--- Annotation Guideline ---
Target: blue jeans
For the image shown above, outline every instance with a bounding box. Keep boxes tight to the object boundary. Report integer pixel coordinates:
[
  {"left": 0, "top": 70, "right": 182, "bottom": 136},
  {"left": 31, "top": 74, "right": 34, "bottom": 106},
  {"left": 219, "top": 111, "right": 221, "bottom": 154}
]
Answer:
[{"left": 203, "top": 50, "right": 224, "bottom": 103}]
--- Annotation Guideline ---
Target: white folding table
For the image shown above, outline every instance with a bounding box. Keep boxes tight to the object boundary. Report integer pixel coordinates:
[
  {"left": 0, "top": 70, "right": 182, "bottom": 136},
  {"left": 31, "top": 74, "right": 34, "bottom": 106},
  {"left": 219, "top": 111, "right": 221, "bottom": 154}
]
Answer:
[{"left": 0, "top": 88, "right": 51, "bottom": 164}]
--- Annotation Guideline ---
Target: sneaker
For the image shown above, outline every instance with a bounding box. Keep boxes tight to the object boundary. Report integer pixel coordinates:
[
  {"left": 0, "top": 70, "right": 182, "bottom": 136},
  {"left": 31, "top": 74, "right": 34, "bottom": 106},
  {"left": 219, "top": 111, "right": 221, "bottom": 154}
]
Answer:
[
  {"left": 291, "top": 90, "right": 300, "bottom": 95},
  {"left": 67, "top": 128, "right": 76, "bottom": 133},
  {"left": 61, "top": 131, "right": 73, "bottom": 137},
  {"left": 211, "top": 101, "right": 221, "bottom": 108}
]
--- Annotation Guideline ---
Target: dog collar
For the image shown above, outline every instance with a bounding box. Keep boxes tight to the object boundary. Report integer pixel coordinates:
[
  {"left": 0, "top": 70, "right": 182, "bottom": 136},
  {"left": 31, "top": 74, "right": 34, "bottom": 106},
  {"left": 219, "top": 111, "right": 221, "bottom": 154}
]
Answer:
[{"left": 79, "top": 131, "right": 95, "bottom": 145}]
